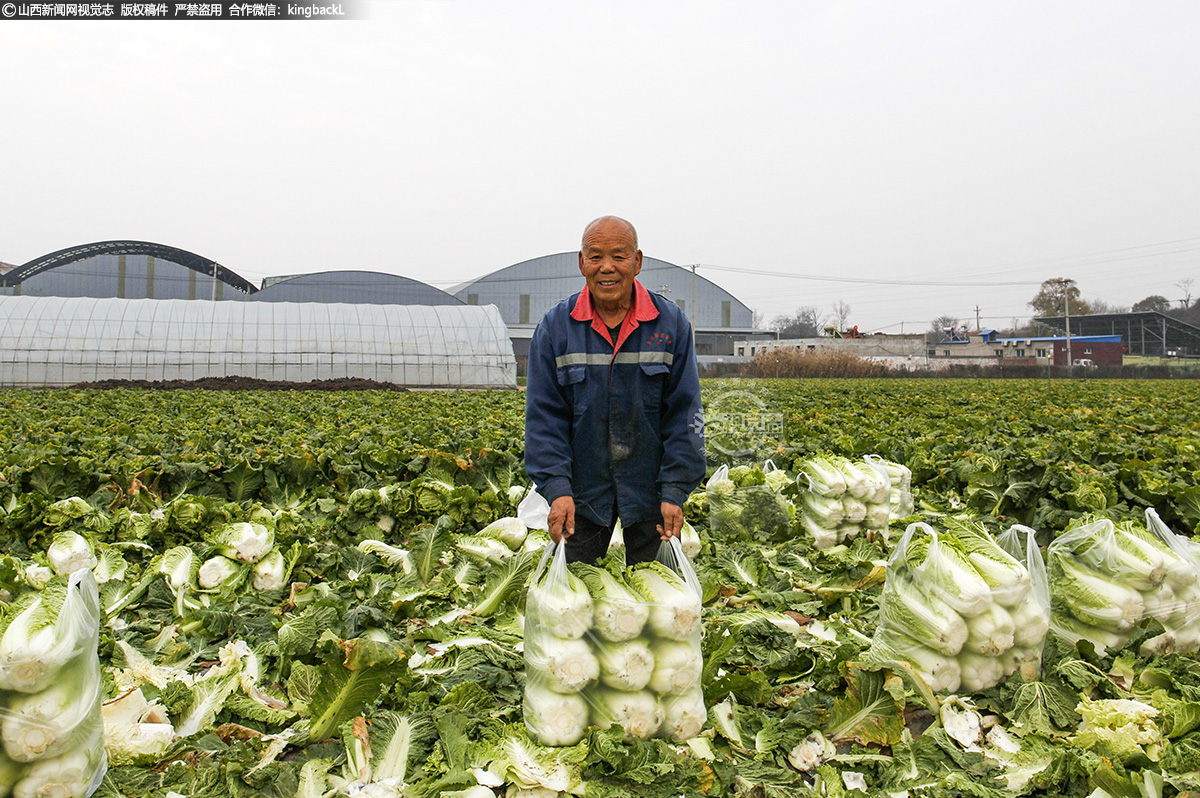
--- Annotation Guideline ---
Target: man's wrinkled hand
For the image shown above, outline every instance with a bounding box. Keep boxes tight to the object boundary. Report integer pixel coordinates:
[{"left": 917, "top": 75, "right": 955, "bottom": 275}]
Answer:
[
  {"left": 548, "top": 496, "right": 576, "bottom": 543},
  {"left": 657, "top": 501, "right": 683, "bottom": 540}
]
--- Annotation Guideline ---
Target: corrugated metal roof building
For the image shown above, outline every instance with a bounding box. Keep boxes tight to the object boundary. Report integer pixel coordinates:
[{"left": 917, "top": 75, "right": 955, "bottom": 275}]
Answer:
[
  {"left": 452, "top": 253, "right": 762, "bottom": 361},
  {"left": 1, "top": 241, "right": 256, "bottom": 300},
  {"left": 252, "top": 271, "right": 463, "bottom": 305}
]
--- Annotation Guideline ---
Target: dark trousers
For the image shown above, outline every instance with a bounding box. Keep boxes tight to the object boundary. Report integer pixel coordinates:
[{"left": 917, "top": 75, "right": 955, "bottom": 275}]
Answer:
[{"left": 564, "top": 506, "right": 662, "bottom": 565}]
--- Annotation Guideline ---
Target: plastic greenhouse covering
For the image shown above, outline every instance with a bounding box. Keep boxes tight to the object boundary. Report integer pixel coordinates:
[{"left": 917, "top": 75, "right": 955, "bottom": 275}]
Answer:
[{"left": 0, "top": 296, "right": 517, "bottom": 388}]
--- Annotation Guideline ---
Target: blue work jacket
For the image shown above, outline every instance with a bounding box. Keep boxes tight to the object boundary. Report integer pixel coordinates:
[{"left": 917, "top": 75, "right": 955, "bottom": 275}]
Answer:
[{"left": 525, "top": 279, "right": 706, "bottom": 528}]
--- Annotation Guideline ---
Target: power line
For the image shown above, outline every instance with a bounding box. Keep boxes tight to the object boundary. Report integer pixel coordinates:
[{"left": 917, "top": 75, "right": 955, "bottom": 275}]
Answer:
[
  {"left": 965, "top": 237, "right": 1200, "bottom": 279},
  {"left": 694, "top": 263, "right": 1044, "bottom": 287}
]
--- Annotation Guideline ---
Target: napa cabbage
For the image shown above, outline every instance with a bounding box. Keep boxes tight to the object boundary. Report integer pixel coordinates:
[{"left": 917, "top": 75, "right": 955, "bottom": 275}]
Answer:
[
  {"left": 252, "top": 548, "right": 287, "bottom": 592},
  {"left": 11, "top": 736, "right": 105, "bottom": 798},
  {"left": 947, "top": 521, "right": 1031, "bottom": 607},
  {"left": 841, "top": 495, "right": 867, "bottom": 524},
  {"left": 800, "top": 514, "right": 839, "bottom": 550},
  {"left": 2, "top": 655, "right": 102, "bottom": 762},
  {"left": 801, "top": 493, "right": 845, "bottom": 529},
  {"left": 647, "top": 637, "right": 703, "bottom": 695},
  {"left": 787, "top": 731, "right": 836, "bottom": 772},
  {"left": 335, "top": 712, "right": 436, "bottom": 796},
  {"left": 626, "top": 562, "right": 701, "bottom": 642},
  {"left": 798, "top": 456, "right": 847, "bottom": 498},
  {"left": 680, "top": 521, "right": 701, "bottom": 560},
  {"left": 456, "top": 535, "right": 515, "bottom": 563},
  {"left": 877, "top": 575, "right": 968, "bottom": 656},
  {"left": 479, "top": 517, "right": 529, "bottom": 551},
  {"left": 569, "top": 564, "right": 647, "bottom": 642},
  {"left": 833, "top": 457, "right": 876, "bottom": 501},
  {"left": 591, "top": 638, "right": 654, "bottom": 692},
  {"left": 0, "top": 579, "right": 91, "bottom": 693},
  {"left": 205, "top": 522, "right": 274, "bottom": 564},
  {"left": 524, "top": 636, "right": 599, "bottom": 694},
  {"left": 661, "top": 688, "right": 706, "bottom": 741},
  {"left": 764, "top": 468, "right": 791, "bottom": 493},
  {"left": 1052, "top": 555, "right": 1145, "bottom": 632},
  {"left": 940, "top": 695, "right": 983, "bottom": 750},
  {"left": 197, "top": 556, "right": 247, "bottom": 591},
  {"left": 866, "top": 631, "right": 962, "bottom": 693},
  {"left": 101, "top": 687, "right": 175, "bottom": 766},
  {"left": 1073, "top": 697, "right": 1162, "bottom": 764},
  {"left": 523, "top": 683, "right": 589, "bottom": 747},
  {"left": 476, "top": 725, "right": 586, "bottom": 795},
  {"left": 46, "top": 531, "right": 97, "bottom": 577},
  {"left": 589, "top": 687, "right": 663, "bottom": 740},
  {"left": 963, "top": 603, "right": 1015, "bottom": 657},
  {"left": 903, "top": 531, "right": 992, "bottom": 618},
  {"left": 527, "top": 568, "right": 592, "bottom": 641}
]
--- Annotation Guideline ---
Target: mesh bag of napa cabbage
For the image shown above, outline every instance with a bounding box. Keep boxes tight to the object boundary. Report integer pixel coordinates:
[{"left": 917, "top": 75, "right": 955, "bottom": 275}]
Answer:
[
  {"left": 865, "top": 520, "right": 1050, "bottom": 695},
  {"left": 522, "top": 537, "right": 705, "bottom": 746},
  {"left": 0, "top": 568, "right": 107, "bottom": 797},
  {"left": 1047, "top": 508, "right": 1200, "bottom": 658}
]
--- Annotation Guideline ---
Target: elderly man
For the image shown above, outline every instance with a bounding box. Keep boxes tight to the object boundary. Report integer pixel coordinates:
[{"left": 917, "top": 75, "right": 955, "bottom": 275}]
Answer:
[{"left": 525, "top": 216, "right": 706, "bottom": 564}]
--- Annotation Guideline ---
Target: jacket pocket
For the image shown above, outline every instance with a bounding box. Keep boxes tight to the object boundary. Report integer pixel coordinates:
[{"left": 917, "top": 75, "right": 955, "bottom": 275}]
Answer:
[
  {"left": 556, "top": 364, "right": 588, "bottom": 416},
  {"left": 639, "top": 361, "right": 670, "bottom": 412}
]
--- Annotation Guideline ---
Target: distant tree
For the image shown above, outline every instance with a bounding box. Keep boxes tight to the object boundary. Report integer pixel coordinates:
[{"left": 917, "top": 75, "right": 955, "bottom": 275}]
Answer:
[
  {"left": 1177, "top": 277, "right": 1195, "bottom": 309},
  {"left": 1089, "top": 299, "right": 1129, "bottom": 314},
  {"left": 929, "top": 315, "right": 961, "bottom": 336},
  {"left": 1132, "top": 295, "right": 1171, "bottom": 313},
  {"left": 770, "top": 306, "right": 824, "bottom": 338},
  {"left": 1167, "top": 297, "right": 1200, "bottom": 326},
  {"left": 831, "top": 300, "right": 852, "bottom": 330},
  {"left": 1029, "top": 278, "right": 1094, "bottom": 318},
  {"left": 752, "top": 309, "right": 767, "bottom": 330},
  {"left": 1001, "top": 316, "right": 1039, "bottom": 337}
]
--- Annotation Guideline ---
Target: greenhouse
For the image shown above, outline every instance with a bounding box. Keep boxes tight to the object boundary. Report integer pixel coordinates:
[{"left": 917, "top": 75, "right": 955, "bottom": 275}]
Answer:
[
  {"left": 253, "top": 270, "right": 464, "bottom": 306},
  {"left": 0, "top": 295, "right": 516, "bottom": 388}
]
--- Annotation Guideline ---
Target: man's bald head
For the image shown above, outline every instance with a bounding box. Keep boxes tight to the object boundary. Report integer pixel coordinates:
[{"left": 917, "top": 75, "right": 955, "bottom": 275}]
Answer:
[{"left": 582, "top": 216, "right": 638, "bottom": 251}]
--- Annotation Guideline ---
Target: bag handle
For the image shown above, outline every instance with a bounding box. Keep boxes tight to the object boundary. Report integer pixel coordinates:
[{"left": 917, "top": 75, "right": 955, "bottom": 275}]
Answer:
[
  {"left": 892, "top": 521, "right": 936, "bottom": 569},
  {"left": 1145, "top": 508, "right": 1200, "bottom": 568},
  {"left": 656, "top": 536, "right": 703, "bottom": 602},
  {"left": 707, "top": 464, "right": 730, "bottom": 488},
  {"left": 531, "top": 539, "right": 563, "bottom": 588}
]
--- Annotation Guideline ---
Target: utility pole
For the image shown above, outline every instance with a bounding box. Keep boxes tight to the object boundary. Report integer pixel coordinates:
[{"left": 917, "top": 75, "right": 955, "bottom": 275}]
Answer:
[
  {"left": 974, "top": 305, "right": 981, "bottom": 331},
  {"left": 690, "top": 264, "right": 696, "bottom": 322},
  {"left": 1049, "top": 278, "right": 1074, "bottom": 370},
  {"left": 1064, "top": 286, "right": 1072, "bottom": 370}
]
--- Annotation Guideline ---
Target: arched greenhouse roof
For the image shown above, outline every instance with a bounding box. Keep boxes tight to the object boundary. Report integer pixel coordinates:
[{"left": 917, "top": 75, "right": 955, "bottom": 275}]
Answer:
[
  {"left": 0, "top": 296, "right": 515, "bottom": 388},
  {"left": 253, "top": 271, "right": 463, "bottom": 305},
  {"left": 452, "top": 252, "right": 754, "bottom": 329},
  {"left": 1, "top": 240, "right": 256, "bottom": 294}
]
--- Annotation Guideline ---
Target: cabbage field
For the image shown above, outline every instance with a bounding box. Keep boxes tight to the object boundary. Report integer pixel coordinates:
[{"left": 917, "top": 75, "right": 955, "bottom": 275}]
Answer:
[{"left": 1, "top": 379, "right": 1200, "bottom": 798}]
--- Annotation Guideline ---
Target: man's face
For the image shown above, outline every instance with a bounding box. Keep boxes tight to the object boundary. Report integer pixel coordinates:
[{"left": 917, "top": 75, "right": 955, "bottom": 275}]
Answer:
[{"left": 579, "top": 219, "right": 643, "bottom": 308}]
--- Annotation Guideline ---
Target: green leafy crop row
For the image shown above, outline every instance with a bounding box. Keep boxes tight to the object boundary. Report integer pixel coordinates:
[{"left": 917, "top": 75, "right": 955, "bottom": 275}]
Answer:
[{"left": 0, "top": 379, "right": 1196, "bottom": 798}]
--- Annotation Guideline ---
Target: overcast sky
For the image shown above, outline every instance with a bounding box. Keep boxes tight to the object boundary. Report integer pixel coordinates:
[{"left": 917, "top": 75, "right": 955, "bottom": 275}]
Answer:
[{"left": 2, "top": 1, "right": 1197, "bottom": 332}]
